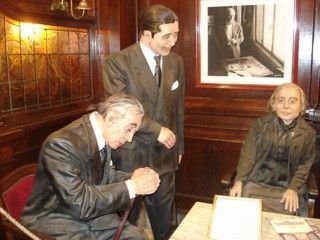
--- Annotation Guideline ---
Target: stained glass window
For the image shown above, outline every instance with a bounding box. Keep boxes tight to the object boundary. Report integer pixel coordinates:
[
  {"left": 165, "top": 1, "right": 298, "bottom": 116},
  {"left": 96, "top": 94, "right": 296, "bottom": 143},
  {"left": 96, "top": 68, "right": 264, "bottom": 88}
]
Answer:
[{"left": 0, "top": 12, "right": 92, "bottom": 114}]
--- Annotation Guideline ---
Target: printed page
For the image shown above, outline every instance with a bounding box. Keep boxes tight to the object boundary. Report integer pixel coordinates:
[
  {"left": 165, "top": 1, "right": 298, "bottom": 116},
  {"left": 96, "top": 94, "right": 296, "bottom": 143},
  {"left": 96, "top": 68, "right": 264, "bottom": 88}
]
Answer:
[{"left": 271, "top": 219, "right": 312, "bottom": 233}]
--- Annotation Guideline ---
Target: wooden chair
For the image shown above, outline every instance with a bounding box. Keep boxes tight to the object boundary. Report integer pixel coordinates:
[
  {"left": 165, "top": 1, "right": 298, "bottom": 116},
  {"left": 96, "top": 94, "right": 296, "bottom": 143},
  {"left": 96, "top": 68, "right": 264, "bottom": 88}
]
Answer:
[
  {"left": 0, "top": 163, "right": 55, "bottom": 240},
  {"left": 221, "top": 168, "right": 319, "bottom": 217}
]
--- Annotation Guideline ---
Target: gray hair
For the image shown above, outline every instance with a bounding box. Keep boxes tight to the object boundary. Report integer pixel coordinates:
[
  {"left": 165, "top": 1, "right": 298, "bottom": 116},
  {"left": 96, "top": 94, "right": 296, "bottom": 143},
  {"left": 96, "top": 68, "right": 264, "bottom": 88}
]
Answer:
[
  {"left": 268, "top": 83, "right": 307, "bottom": 115},
  {"left": 96, "top": 94, "right": 144, "bottom": 120}
]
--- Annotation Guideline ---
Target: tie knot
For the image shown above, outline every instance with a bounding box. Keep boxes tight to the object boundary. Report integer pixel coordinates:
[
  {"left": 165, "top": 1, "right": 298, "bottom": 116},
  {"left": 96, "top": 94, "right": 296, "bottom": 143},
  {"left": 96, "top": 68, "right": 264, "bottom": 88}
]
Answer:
[{"left": 154, "top": 55, "right": 161, "bottom": 65}]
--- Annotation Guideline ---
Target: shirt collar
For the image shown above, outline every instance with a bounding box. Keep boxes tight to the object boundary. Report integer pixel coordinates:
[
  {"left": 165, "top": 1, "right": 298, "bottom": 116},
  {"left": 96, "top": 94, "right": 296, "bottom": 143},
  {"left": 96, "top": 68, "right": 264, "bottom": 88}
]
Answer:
[
  {"left": 89, "top": 112, "right": 105, "bottom": 151},
  {"left": 275, "top": 114, "right": 298, "bottom": 132},
  {"left": 139, "top": 41, "right": 161, "bottom": 74},
  {"left": 140, "top": 41, "right": 156, "bottom": 59}
]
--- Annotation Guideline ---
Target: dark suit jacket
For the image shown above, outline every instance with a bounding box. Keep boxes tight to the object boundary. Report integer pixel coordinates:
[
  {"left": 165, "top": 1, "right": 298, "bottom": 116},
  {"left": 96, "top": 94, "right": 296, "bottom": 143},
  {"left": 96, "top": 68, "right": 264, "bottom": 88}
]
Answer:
[
  {"left": 103, "top": 43, "right": 185, "bottom": 175},
  {"left": 21, "top": 114, "right": 132, "bottom": 236}
]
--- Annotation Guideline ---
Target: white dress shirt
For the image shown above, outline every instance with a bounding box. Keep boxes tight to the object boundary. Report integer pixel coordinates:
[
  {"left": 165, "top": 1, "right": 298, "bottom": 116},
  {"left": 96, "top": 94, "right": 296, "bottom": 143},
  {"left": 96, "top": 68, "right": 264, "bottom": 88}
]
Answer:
[
  {"left": 89, "top": 112, "right": 135, "bottom": 198},
  {"left": 140, "top": 41, "right": 162, "bottom": 76}
]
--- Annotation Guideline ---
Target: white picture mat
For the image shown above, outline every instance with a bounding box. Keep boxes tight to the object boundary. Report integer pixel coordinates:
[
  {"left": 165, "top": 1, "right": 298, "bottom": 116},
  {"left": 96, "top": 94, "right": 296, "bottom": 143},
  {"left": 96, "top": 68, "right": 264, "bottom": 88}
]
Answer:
[{"left": 209, "top": 195, "right": 262, "bottom": 240}]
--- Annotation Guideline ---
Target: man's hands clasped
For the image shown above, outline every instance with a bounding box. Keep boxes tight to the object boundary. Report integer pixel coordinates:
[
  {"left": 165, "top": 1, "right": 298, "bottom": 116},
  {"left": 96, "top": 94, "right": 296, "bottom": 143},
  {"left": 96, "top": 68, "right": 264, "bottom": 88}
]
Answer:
[{"left": 131, "top": 167, "right": 160, "bottom": 195}]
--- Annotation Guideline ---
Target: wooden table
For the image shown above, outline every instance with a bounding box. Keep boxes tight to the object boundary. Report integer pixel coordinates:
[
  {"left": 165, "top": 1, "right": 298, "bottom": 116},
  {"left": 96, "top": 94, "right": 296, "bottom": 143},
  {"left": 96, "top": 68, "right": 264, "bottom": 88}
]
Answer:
[{"left": 170, "top": 202, "right": 320, "bottom": 240}]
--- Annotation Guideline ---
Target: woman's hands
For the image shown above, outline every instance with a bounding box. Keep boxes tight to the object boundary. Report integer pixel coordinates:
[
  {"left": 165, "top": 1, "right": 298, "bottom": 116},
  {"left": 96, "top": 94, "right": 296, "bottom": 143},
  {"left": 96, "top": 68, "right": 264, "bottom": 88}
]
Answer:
[
  {"left": 229, "top": 181, "right": 243, "bottom": 197},
  {"left": 281, "top": 189, "right": 299, "bottom": 213}
]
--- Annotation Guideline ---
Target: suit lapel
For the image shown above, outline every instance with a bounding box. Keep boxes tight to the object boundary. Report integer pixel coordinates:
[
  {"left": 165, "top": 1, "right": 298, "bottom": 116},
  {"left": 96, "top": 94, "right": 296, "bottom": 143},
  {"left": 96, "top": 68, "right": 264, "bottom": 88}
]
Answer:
[
  {"left": 160, "top": 55, "right": 175, "bottom": 93},
  {"left": 131, "top": 44, "right": 159, "bottom": 100},
  {"left": 81, "top": 115, "right": 104, "bottom": 183},
  {"left": 155, "top": 54, "right": 176, "bottom": 120}
]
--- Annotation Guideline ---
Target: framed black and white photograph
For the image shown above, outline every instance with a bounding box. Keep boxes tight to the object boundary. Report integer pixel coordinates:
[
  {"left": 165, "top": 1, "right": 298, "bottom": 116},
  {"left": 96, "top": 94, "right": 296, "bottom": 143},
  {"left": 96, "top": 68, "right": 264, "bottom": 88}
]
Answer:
[{"left": 197, "top": 0, "right": 297, "bottom": 87}]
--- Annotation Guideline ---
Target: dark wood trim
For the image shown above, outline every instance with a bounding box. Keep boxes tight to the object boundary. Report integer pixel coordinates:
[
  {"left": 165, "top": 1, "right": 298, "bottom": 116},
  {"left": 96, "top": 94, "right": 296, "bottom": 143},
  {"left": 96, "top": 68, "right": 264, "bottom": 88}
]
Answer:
[
  {"left": 186, "top": 96, "right": 267, "bottom": 117},
  {"left": 1, "top": 101, "right": 95, "bottom": 129},
  {"left": 310, "top": 0, "right": 320, "bottom": 107},
  {"left": 292, "top": 0, "right": 300, "bottom": 84},
  {"left": 297, "top": 0, "right": 315, "bottom": 100}
]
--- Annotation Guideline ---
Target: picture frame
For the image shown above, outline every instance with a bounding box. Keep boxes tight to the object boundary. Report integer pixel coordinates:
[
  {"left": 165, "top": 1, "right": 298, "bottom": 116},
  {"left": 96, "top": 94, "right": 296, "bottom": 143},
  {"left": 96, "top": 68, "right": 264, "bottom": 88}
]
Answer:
[
  {"left": 196, "top": 0, "right": 298, "bottom": 88},
  {"left": 208, "top": 195, "right": 262, "bottom": 240}
]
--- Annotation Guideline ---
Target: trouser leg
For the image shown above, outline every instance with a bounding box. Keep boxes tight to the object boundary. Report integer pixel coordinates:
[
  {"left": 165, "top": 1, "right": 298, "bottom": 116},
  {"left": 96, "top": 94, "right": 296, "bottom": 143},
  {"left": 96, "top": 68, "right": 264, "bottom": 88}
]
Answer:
[
  {"left": 128, "top": 195, "right": 144, "bottom": 224},
  {"left": 144, "top": 172, "right": 177, "bottom": 240}
]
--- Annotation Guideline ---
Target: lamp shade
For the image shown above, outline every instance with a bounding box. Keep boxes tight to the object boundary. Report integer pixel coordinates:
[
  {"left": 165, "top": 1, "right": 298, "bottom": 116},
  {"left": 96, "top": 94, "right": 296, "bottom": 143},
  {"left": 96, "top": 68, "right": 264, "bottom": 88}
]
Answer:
[{"left": 76, "top": 0, "right": 91, "bottom": 10}]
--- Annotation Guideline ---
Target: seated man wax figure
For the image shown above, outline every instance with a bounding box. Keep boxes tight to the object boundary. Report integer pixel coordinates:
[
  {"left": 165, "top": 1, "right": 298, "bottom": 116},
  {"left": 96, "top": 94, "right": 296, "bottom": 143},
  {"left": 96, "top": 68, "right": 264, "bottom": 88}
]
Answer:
[
  {"left": 21, "top": 94, "right": 161, "bottom": 239},
  {"left": 230, "top": 83, "right": 316, "bottom": 216}
]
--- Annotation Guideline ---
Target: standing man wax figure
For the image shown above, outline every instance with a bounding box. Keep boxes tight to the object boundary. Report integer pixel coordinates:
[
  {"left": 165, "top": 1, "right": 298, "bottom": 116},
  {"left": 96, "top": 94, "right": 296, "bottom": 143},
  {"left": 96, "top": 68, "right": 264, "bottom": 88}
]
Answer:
[
  {"left": 21, "top": 94, "right": 161, "bottom": 240},
  {"left": 103, "top": 4, "right": 185, "bottom": 240}
]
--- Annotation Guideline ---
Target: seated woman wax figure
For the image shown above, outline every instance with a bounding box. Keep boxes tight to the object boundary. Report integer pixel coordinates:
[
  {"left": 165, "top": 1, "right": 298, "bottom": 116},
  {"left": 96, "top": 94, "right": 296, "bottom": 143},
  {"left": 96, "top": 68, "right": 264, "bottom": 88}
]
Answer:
[{"left": 230, "top": 83, "right": 316, "bottom": 216}]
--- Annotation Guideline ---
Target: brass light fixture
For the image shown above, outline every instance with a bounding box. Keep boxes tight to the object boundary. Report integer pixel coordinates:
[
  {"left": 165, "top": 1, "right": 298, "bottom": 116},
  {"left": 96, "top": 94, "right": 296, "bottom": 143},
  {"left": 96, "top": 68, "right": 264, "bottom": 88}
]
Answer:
[{"left": 50, "top": 0, "right": 91, "bottom": 20}]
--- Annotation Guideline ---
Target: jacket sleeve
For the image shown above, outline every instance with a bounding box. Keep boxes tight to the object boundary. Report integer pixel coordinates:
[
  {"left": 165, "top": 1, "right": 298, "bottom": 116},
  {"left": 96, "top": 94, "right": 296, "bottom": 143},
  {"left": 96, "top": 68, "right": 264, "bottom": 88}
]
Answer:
[
  {"left": 234, "top": 120, "right": 261, "bottom": 183},
  {"left": 106, "top": 163, "right": 132, "bottom": 184},
  {"left": 103, "top": 54, "right": 161, "bottom": 144},
  {"left": 41, "top": 139, "right": 131, "bottom": 221},
  {"left": 288, "top": 127, "right": 316, "bottom": 192}
]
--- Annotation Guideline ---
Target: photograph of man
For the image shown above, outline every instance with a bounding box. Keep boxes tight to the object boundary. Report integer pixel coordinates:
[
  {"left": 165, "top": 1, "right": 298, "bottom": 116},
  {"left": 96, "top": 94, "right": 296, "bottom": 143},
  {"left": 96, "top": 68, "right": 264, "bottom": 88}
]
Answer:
[{"left": 210, "top": 6, "right": 244, "bottom": 75}]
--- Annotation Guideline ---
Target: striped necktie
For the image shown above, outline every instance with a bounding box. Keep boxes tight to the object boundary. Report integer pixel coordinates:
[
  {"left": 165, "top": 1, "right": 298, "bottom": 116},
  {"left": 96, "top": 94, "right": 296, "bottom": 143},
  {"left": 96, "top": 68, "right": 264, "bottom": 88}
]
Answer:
[{"left": 154, "top": 55, "right": 161, "bottom": 87}]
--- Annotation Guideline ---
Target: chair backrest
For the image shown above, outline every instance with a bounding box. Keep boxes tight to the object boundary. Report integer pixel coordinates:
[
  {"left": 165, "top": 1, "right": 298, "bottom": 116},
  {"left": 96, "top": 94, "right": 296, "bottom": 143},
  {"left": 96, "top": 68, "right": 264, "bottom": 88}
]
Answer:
[{"left": 0, "top": 163, "right": 37, "bottom": 221}]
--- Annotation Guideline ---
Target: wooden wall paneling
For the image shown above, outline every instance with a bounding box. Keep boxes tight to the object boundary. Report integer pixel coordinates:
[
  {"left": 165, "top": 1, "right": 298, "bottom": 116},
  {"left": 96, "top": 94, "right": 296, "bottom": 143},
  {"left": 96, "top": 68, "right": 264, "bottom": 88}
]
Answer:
[
  {"left": 95, "top": 0, "right": 111, "bottom": 57},
  {"left": 120, "top": 0, "right": 138, "bottom": 49},
  {"left": 176, "top": 138, "right": 242, "bottom": 210},
  {"left": 136, "top": 0, "right": 149, "bottom": 35},
  {"left": 92, "top": 0, "right": 109, "bottom": 100},
  {"left": 0, "top": 108, "right": 90, "bottom": 179},
  {"left": 94, "top": 0, "right": 139, "bottom": 99},
  {"left": 310, "top": 0, "right": 320, "bottom": 107},
  {"left": 94, "top": 0, "right": 140, "bottom": 100},
  {"left": 185, "top": 97, "right": 268, "bottom": 118},
  {"left": 103, "top": 0, "right": 120, "bottom": 54},
  {"left": 176, "top": 96, "right": 267, "bottom": 209},
  {"left": 297, "top": 0, "right": 315, "bottom": 99}
]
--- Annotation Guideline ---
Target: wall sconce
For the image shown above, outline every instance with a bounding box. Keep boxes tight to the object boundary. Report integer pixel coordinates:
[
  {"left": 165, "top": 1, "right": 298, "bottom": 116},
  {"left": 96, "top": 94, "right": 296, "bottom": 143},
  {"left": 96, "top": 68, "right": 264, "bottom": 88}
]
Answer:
[{"left": 50, "top": 0, "right": 91, "bottom": 20}]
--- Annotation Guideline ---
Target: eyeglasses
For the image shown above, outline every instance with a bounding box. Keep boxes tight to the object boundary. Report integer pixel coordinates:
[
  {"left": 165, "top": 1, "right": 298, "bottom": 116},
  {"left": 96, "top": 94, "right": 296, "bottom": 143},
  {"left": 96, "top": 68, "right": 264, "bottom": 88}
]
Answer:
[
  {"left": 162, "top": 32, "right": 179, "bottom": 42},
  {"left": 275, "top": 97, "right": 299, "bottom": 106}
]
